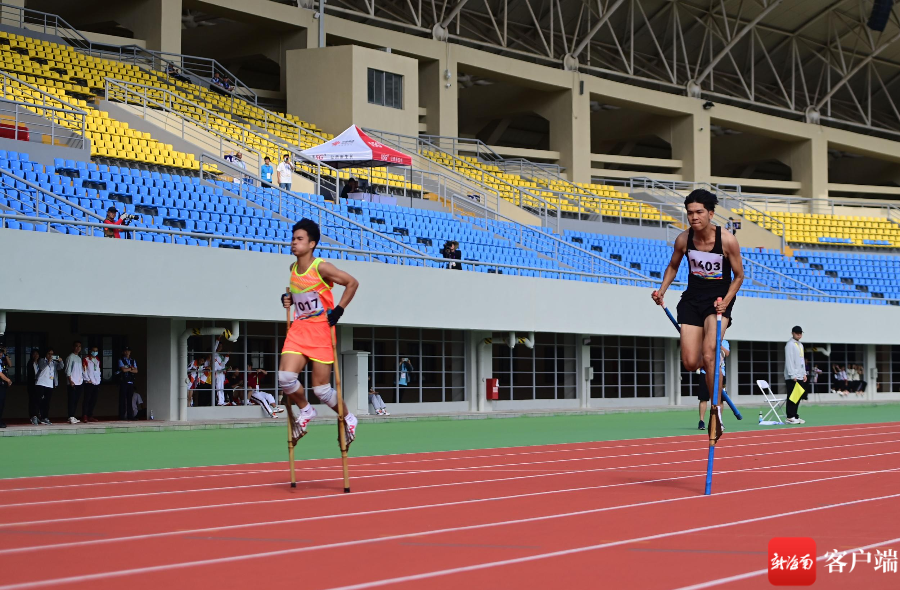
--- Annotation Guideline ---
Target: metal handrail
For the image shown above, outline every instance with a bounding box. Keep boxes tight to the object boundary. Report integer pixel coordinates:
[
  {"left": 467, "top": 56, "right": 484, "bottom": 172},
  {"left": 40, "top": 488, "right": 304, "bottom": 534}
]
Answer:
[
  {"left": 3, "top": 212, "right": 888, "bottom": 303},
  {"left": 103, "top": 79, "right": 338, "bottom": 197},
  {"left": 0, "top": 167, "right": 105, "bottom": 236},
  {"left": 0, "top": 3, "right": 258, "bottom": 105},
  {"left": 0, "top": 71, "right": 89, "bottom": 149},
  {"left": 206, "top": 152, "right": 649, "bottom": 280},
  {"left": 365, "top": 129, "right": 564, "bottom": 232},
  {"left": 199, "top": 153, "right": 423, "bottom": 257}
]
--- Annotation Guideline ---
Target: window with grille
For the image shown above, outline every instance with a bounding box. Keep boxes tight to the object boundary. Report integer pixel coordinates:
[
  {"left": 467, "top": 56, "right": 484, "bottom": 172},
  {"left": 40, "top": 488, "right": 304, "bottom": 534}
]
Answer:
[
  {"left": 493, "top": 333, "right": 576, "bottom": 400},
  {"left": 367, "top": 68, "right": 403, "bottom": 109},
  {"left": 589, "top": 335, "right": 666, "bottom": 399}
]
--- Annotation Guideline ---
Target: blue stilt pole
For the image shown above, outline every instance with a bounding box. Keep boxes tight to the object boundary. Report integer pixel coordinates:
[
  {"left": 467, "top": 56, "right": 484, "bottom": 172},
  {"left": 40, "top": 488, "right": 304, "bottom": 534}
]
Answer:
[{"left": 704, "top": 304, "right": 724, "bottom": 495}]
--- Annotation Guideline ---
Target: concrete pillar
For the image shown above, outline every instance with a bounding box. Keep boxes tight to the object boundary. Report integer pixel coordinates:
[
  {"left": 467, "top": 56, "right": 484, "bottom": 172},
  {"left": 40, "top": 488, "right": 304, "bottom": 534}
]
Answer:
[
  {"left": 120, "top": 0, "right": 182, "bottom": 54},
  {"left": 534, "top": 81, "right": 591, "bottom": 183},
  {"left": 419, "top": 48, "right": 458, "bottom": 141},
  {"left": 146, "top": 317, "right": 184, "bottom": 421},
  {"left": 671, "top": 110, "right": 711, "bottom": 182},
  {"left": 665, "top": 338, "right": 681, "bottom": 405},
  {"left": 575, "top": 335, "right": 591, "bottom": 409},
  {"left": 469, "top": 330, "right": 492, "bottom": 412},
  {"left": 727, "top": 341, "right": 738, "bottom": 396},
  {"left": 793, "top": 132, "right": 830, "bottom": 214},
  {"left": 865, "top": 344, "right": 877, "bottom": 401},
  {"left": 340, "top": 350, "right": 370, "bottom": 414}
]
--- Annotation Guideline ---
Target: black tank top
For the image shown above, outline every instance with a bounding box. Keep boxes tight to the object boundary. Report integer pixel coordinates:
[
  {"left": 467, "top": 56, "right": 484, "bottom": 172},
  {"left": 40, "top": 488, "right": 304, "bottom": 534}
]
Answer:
[{"left": 686, "top": 226, "right": 732, "bottom": 296}]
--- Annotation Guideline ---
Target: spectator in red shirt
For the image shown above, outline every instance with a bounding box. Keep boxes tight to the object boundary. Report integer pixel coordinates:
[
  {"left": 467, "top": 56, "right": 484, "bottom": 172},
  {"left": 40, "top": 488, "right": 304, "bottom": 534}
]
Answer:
[{"left": 103, "top": 207, "right": 124, "bottom": 239}]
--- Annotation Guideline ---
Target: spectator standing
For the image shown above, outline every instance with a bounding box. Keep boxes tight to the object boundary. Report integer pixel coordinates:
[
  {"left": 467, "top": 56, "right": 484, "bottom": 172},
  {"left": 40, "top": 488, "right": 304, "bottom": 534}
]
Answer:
[
  {"left": 187, "top": 354, "right": 209, "bottom": 407},
  {"left": 82, "top": 345, "right": 101, "bottom": 422},
  {"left": 64, "top": 341, "right": 84, "bottom": 424},
  {"left": 277, "top": 154, "right": 294, "bottom": 191},
  {"left": 368, "top": 378, "right": 390, "bottom": 416},
  {"left": 261, "top": 156, "right": 274, "bottom": 186},
  {"left": 399, "top": 357, "right": 413, "bottom": 386},
  {"left": 213, "top": 341, "right": 229, "bottom": 406},
  {"left": 0, "top": 347, "right": 11, "bottom": 428},
  {"left": 784, "top": 326, "right": 807, "bottom": 424},
  {"left": 808, "top": 364, "right": 823, "bottom": 399},
  {"left": 725, "top": 217, "right": 738, "bottom": 235},
  {"left": 118, "top": 347, "right": 138, "bottom": 420},
  {"left": 35, "top": 348, "right": 64, "bottom": 425},
  {"left": 850, "top": 364, "right": 867, "bottom": 396},
  {"left": 103, "top": 207, "right": 123, "bottom": 239},
  {"left": 27, "top": 349, "right": 41, "bottom": 424}
]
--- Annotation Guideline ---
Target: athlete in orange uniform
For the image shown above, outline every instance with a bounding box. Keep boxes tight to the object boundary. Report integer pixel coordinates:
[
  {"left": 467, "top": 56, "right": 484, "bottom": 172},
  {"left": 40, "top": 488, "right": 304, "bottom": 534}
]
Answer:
[{"left": 279, "top": 218, "right": 360, "bottom": 445}]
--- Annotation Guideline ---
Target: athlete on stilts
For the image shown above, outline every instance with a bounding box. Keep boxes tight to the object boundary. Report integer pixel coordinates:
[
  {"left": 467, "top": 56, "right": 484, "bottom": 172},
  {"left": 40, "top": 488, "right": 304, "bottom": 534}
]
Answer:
[
  {"left": 652, "top": 189, "right": 744, "bottom": 441},
  {"left": 279, "top": 218, "right": 360, "bottom": 445}
]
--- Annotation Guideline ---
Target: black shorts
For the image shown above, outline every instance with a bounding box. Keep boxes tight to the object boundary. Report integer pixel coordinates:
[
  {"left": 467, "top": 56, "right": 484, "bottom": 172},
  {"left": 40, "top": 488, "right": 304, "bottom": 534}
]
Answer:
[
  {"left": 697, "top": 374, "right": 726, "bottom": 402},
  {"left": 677, "top": 293, "right": 735, "bottom": 328}
]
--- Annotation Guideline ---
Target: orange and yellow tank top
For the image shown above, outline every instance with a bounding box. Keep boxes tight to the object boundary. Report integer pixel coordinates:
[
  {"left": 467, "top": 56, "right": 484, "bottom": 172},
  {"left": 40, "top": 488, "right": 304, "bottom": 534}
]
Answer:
[{"left": 289, "top": 258, "right": 334, "bottom": 322}]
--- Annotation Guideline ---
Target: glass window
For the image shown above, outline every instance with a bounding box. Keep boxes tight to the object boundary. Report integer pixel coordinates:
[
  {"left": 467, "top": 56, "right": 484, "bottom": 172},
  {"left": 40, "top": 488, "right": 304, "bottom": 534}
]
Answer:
[
  {"left": 876, "top": 345, "right": 900, "bottom": 393},
  {"left": 493, "top": 333, "right": 576, "bottom": 400},
  {"left": 590, "top": 336, "right": 666, "bottom": 399},
  {"left": 367, "top": 68, "right": 403, "bottom": 109},
  {"left": 353, "top": 327, "right": 465, "bottom": 403}
]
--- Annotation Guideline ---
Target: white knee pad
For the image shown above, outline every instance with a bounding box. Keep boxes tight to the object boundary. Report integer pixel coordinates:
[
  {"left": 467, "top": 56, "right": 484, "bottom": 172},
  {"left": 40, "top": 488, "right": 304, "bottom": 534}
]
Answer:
[
  {"left": 278, "top": 371, "right": 301, "bottom": 395},
  {"left": 312, "top": 384, "right": 337, "bottom": 409}
]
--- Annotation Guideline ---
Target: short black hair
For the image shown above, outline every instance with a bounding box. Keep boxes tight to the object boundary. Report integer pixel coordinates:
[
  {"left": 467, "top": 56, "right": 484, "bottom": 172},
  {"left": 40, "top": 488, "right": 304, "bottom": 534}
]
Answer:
[
  {"left": 73, "top": 340, "right": 81, "bottom": 347},
  {"left": 292, "top": 218, "right": 321, "bottom": 249},
  {"left": 107, "top": 206, "right": 117, "bottom": 213},
  {"left": 684, "top": 189, "right": 718, "bottom": 212},
  {"left": 264, "top": 156, "right": 270, "bottom": 161}
]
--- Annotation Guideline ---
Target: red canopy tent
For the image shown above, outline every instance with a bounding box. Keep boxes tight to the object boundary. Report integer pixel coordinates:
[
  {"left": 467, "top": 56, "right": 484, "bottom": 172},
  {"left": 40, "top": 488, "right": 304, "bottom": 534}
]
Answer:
[{"left": 301, "top": 125, "right": 412, "bottom": 168}]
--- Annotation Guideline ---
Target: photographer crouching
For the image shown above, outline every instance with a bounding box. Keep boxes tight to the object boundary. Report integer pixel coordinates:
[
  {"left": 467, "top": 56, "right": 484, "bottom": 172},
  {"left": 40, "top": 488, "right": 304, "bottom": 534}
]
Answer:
[
  {"left": 442, "top": 240, "right": 462, "bottom": 270},
  {"left": 103, "top": 207, "right": 138, "bottom": 239}
]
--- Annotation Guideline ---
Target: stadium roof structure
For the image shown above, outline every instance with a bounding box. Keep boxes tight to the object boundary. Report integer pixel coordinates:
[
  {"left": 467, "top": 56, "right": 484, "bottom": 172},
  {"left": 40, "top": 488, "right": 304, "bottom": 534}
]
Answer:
[{"left": 320, "top": 0, "right": 900, "bottom": 139}]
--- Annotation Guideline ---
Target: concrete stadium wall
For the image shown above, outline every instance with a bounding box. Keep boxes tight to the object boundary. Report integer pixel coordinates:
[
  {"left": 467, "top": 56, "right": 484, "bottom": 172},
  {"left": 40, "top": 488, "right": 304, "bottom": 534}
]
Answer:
[{"left": 4, "top": 229, "right": 900, "bottom": 345}]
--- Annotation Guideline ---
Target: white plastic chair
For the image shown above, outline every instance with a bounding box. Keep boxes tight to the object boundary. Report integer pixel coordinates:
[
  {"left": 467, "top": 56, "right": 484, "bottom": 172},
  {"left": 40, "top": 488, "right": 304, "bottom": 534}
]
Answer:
[{"left": 757, "top": 380, "right": 786, "bottom": 424}]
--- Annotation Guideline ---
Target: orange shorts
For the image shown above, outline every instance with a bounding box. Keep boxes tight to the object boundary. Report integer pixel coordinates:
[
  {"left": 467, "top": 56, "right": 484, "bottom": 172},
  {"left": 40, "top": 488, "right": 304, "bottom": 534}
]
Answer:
[{"left": 282, "top": 319, "right": 334, "bottom": 364}]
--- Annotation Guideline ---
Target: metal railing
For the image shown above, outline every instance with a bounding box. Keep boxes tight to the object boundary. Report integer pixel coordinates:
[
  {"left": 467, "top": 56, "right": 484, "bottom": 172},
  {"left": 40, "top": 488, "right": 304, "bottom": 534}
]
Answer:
[
  {"left": 104, "top": 79, "right": 338, "bottom": 198},
  {"left": 0, "top": 3, "right": 257, "bottom": 105},
  {"left": 205, "top": 153, "right": 651, "bottom": 281},
  {"left": 199, "top": 153, "right": 423, "bottom": 257},
  {"left": 0, "top": 167, "right": 105, "bottom": 237},
  {"left": 0, "top": 70, "right": 87, "bottom": 149},
  {"left": 365, "top": 129, "right": 564, "bottom": 232}
]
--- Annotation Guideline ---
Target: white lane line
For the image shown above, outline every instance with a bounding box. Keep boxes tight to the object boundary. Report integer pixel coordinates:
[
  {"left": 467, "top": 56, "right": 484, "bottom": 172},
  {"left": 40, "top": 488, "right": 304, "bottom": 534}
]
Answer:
[
  {"left": 2, "top": 468, "right": 899, "bottom": 589},
  {"left": 668, "top": 535, "right": 900, "bottom": 590},
  {"left": 4, "top": 432, "right": 899, "bottom": 509},
  {"left": 3, "top": 439, "right": 900, "bottom": 529},
  {"left": 1, "top": 421, "right": 896, "bottom": 486},
  {"left": 3, "top": 448, "right": 900, "bottom": 556},
  {"left": 5, "top": 425, "right": 897, "bottom": 494}
]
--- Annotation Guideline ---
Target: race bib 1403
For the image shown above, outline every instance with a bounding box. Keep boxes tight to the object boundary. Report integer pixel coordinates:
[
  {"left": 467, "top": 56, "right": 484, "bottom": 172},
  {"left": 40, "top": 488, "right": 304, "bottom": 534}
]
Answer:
[{"left": 688, "top": 250, "right": 724, "bottom": 279}]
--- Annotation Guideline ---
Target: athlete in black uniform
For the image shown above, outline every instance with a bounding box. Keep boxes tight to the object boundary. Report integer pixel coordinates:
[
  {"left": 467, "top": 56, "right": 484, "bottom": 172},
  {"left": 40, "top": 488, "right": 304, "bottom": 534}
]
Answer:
[{"left": 652, "top": 189, "right": 744, "bottom": 428}]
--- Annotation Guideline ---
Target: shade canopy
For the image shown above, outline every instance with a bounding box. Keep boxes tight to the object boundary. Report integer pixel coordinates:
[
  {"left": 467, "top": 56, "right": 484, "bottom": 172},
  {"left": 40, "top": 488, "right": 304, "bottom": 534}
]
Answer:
[{"left": 301, "top": 125, "right": 412, "bottom": 169}]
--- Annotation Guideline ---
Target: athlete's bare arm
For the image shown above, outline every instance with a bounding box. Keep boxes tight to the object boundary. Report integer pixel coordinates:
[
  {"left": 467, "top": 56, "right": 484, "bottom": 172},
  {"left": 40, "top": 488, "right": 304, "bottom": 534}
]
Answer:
[
  {"left": 716, "top": 231, "right": 745, "bottom": 314},
  {"left": 317, "top": 261, "right": 359, "bottom": 310},
  {"left": 651, "top": 231, "right": 688, "bottom": 307}
]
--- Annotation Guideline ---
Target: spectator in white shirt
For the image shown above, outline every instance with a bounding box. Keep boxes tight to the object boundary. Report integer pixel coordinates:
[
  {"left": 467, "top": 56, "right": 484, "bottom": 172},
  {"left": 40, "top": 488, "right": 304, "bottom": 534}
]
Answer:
[
  {"left": 35, "top": 348, "right": 64, "bottom": 425},
  {"left": 64, "top": 341, "right": 84, "bottom": 424},
  {"left": 784, "top": 326, "right": 807, "bottom": 424},
  {"left": 82, "top": 346, "right": 102, "bottom": 422},
  {"left": 213, "top": 339, "right": 229, "bottom": 406},
  {"left": 276, "top": 154, "right": 293, "bottom": 191}
]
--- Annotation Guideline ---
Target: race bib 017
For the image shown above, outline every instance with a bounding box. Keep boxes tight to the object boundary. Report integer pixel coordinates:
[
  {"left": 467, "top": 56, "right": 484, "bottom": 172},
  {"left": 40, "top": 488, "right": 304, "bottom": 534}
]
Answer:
[{"left": 688, "top": 250, "right": 724, "bottom": 280}]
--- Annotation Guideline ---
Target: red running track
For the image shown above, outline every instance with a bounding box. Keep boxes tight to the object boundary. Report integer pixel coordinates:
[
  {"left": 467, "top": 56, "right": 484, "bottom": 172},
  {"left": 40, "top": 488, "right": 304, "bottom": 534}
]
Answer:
[{"left": 2, "top": 423, "right": 900, "bottom": 589}]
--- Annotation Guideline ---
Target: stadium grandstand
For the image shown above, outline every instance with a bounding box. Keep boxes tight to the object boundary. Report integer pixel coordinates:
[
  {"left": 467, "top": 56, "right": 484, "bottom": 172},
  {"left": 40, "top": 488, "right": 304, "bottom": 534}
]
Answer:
[{"left": 3, "top": 1, "right": 900, "bottom": 586}]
